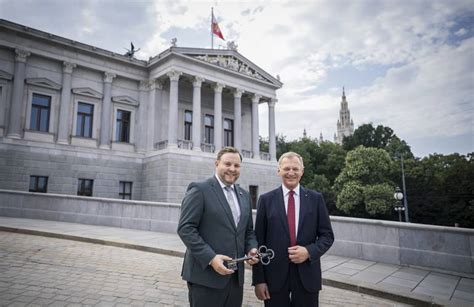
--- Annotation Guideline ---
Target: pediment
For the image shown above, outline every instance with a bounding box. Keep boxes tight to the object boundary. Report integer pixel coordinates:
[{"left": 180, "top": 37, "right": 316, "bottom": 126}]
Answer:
[
  {"left": 0, "top": 70, "right": 13, "bottom": 80},
  {"left": 72, "top": 87, "right": 103, "bottom": 99},
  {"left": 192, "top": 54, "right": 274, "bottom": 83},
  {"left": 169, "top": 48, "right": 282, "bottom": 87},
  {"left": 26, "top": 78, "right": 61, "bottom": 90},
  {"left": 112, "top": 95, "right": 139, "bottom": 106}
]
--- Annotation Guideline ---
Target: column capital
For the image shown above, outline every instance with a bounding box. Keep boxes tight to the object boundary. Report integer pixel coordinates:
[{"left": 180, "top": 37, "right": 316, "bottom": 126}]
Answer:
[
  {"left": 15, "top": 49, "right": 31, "bottom": 63},
  {"left": 213, "top": 83, "right": 225, "bottom": 93},
  {"left": 139, "top": 80, "right": 150, "bottom": 91},
  {"left": 104, "top": 71, "right": 116, "bottom": 83},
  {"left": 167, "top": 70, "right": 182, "bottom": 81},
  {"left": 268, "top": 98, "right": 277, "bottom": 108},
  {"left": 252, "top": 94, "right": 262, "bottom": 103},
  {"left": 150, "top": 79, "right": 163, "bottom": 90},
  {"left": 193, "top": 76, "right": 204, "bottom": 87},
  {"left": 233, "top": 88, "right": 244, "bottom": 98},
  {"left": 63, "top": 62, "right": 76, "bottom": 74}
]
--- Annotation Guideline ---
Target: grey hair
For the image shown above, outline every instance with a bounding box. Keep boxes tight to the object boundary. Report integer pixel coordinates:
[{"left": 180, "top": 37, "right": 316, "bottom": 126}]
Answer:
[{"left": 278, "top": 152, "right": 304, "bottom": 168}]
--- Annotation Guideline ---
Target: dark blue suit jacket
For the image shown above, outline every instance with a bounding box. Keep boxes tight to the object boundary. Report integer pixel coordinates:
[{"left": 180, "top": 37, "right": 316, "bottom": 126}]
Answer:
[{"left": 252, "top": 186, "right": 334, "bottom": 293}]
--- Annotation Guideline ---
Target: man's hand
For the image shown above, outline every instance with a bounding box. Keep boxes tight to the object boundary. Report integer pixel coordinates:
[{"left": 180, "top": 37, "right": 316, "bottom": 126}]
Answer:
[
  {"left": 254, "top": 283, "right": 271, "bottom": 300},
  {"left": 246, "top": 248, "right": 259, "bottom": 265},
  {"left": 288, "top": 246, "right": 310, "bottom": 264},
  {"left": 210, "top": 254, "right": 234, "bottom": 275}
]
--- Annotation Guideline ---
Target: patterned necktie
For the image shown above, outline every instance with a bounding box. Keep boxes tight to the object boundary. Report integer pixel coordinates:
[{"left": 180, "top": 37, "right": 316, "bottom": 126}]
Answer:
[
  {"left": 225, "top": 186, "right": 240, "bottom": 226},
  {"left": 287, "top": 190, "right": 296, "bottom": 246}
]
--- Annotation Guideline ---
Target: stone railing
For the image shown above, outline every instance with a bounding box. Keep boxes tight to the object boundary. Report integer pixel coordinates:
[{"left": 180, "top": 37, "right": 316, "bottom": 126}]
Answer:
[
  {"left": 259, "top": 152, "right": 271, "bottom": 161},
  {"left": 200, "top": 143, "right": 215, "bottom": 153},
  {"left": 1, "top": 189, "right": 472, "bottom": 274},
  {"left": 177, "top": 139, "right": 193, "bottom": 150},
  {"left": 156, "top": 140, "right": 168, "bottom": 150},
  {"left": 241, "top": 150, "right": 253, "bottom": 159}
]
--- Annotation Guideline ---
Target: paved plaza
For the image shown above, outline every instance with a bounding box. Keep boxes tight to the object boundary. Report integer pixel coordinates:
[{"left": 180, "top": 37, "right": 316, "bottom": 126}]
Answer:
[
  {"left": 0, "top": 232, "right": 412, "bottom": 307},
  {"left": 0, "top": 217, "right": 473, "bottom": 306}
]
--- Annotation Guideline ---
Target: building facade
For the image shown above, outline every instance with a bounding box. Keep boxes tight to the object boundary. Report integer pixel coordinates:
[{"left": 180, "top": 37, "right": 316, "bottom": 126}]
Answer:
[
  {"left": 0, "top": 19, "right": 282, "bottom": 204},
  {"left": 334, "top": 87, "right": 354, "bottom": 144}
]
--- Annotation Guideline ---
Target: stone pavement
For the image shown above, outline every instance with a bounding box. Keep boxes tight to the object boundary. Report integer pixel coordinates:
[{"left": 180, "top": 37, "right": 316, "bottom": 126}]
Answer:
[
  {"left": 0, "top": 217, "right": 473, "bottom": 306},
  {"left": 0, "top": 231, "right": 411, "bottom": 307}
]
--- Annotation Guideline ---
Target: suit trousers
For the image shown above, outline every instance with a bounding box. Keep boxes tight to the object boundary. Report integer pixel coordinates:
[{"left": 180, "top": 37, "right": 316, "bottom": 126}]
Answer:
[
  {"left": 187, "top": 273, "right": 242, "bottom": 307},
  {"left": 264, "top": 263, "right": 319, "bottom": 307}
]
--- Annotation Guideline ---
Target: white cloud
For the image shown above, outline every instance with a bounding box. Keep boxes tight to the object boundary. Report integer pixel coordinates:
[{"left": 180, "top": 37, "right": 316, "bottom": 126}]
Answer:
[{"left": 0, "top": 0, "right": 472, "bottom": 156}]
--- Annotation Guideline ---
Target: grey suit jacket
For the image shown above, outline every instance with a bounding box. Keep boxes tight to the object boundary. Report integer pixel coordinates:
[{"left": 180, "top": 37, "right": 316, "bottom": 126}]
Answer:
[{"left": 177, "top": 176, "right": 257, "bottom": 289}]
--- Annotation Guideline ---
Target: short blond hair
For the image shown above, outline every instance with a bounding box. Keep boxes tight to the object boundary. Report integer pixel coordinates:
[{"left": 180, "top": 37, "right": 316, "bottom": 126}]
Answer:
[
  {"left": 216, "top": 146, "right": 242, "bottom": 162},
  {"left": 278, "top": 152, "right": 304, "bottom": 168}
]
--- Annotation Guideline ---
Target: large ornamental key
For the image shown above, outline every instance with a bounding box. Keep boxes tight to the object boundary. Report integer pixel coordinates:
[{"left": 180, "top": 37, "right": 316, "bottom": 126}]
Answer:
[{"left": 225, "top": 245, "right": 275, "bottom": 271}]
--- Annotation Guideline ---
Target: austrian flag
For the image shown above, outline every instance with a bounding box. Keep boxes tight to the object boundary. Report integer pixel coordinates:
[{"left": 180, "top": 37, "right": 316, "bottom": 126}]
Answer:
[{"left": 211, "top": 12, "right": 225, "bottom": 40}]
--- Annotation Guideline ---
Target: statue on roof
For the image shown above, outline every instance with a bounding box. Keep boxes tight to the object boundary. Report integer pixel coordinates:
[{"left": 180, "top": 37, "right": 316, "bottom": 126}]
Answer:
[
  {"left": 125, "top": 42, "right": 140, "bottom": 58},
  {"left": 171, "top": 38, "right": 177, "bottom": 47},
  {"left": 226, "top": 41, "right": 238, "bottom": 50}
]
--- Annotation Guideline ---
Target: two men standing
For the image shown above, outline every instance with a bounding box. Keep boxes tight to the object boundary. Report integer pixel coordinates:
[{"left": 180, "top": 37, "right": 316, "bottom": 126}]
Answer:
[{"left": 178, "top": 147, "right": 334, "bottom": 307}]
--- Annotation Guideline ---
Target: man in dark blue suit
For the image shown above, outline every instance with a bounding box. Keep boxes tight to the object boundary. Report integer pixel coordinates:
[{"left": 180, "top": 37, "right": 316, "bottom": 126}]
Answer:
[
  {"left": 178, "top": 147, "right": 259, "bottom": 307},
  {"left": 253, "top": 152, "right": 334, "bottom": 307}
]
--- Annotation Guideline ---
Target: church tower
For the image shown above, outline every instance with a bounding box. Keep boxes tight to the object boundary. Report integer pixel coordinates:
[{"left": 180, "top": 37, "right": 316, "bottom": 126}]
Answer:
[{"left": 334, "top": 87, "right": 354, "bottom": 144}]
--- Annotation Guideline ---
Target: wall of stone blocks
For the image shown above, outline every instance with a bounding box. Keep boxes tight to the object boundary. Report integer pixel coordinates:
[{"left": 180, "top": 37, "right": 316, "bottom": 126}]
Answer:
[
  {"left": 1, "top": 189, "right": 472, "bottom": 274},
  {"left": 0, "top": 142, "right": 143, "bottom": 200},
  {"left": 328, "top": 216, "right": 474, "bottom": 274},
  {"left": 141, "top": 148, "right": 281, "bottom": 204},
  {"left": 0, "top": 142, "right": 280, "bottom": 204}
]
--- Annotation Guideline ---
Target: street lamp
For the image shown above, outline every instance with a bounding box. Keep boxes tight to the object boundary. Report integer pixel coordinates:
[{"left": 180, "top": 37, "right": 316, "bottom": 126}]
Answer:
[
  {"left": 399, "top": 155, "right": 410, "bottom": 222},
  {"left": 393, "top": 187, "right": 405, "bottom": 222}
]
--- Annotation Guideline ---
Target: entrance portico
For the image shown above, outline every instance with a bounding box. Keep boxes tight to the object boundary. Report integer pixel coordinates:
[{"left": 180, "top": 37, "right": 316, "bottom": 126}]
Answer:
[{"left": 148, "top": 47, "right": 282, "bottom": 161}]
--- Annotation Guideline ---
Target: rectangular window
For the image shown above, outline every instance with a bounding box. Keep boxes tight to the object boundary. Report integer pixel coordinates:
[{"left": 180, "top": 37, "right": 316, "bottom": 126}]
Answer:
[
  {"left": 116, "top": 109, "right": 131, "bottom": 142},
  {"left": 30, "top": 93, "right": 51, "bottom": 132},
  {"left": 249, "top": 185, "right": 259, "bottom": 209},
  {"left": 224, "top": 118, "right": 234, "bottom": 147},
  {"left": 204, "top": 114, "right": 214, "bottom": 144},
  {"left": 29, "top": 176, "right": 48, "bottom": 193},
  {"left": 184, "top": 110, "right": 192, "bottom": 141},
  {"left": 119, "top": 181, "right": 132, "bottom": 200},
  {"left": 77, "top": 179, "right": 93, "bottom": 197},
  {"left": 76, "top": 102, "right": 94, "bottom": 138}
]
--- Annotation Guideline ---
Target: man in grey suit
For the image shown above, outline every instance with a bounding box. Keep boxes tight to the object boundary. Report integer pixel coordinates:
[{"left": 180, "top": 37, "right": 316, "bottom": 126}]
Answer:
[{"left": 178, "top": 146, "right": 259, "bottom": 307}]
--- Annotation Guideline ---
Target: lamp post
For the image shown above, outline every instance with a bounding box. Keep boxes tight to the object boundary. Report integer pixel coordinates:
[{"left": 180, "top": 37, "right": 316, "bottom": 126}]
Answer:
[
  {"left": 400, "top": 155, "right": 410, "bottom": 222},
  {"left": 393, "top": 187, "right": 405, "bottom": 222}
]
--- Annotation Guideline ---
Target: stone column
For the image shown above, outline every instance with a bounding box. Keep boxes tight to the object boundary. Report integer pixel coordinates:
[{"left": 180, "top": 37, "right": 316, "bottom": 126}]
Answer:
[
  {"left": 251, "top": 94, "right": 261, "bottom": 159},
  {"left": 146, "top": 80, "right": 156, "bottom": 151},
  {"left": 56, "top": 62, "right": 76, "bottom": 144},
  {"left": 167, "top": 70, "right": 181, "bottom": 148},
  {"left": 7, "top": 49, "right": 30, "bottom": 139},
  {"left": 268, "top": 98, "right": 277, "bottom": 161},
  {"left": 136, "top": 80, "right": 149, "bottom": 152},
  {"left": 233, "top": 89, "right": 243, "bottom": 151},
  {"left": 99, "top": 71, "right": 116, "bottom": 149},
  {"left": 153, "top": 81, "right": 163, "bottom": 148},
  {"left": 192, "top": 76, "right": 204, "bottom": 151},
  {"left": 213, "top": 83, "right": 225, "bottom": 151}
]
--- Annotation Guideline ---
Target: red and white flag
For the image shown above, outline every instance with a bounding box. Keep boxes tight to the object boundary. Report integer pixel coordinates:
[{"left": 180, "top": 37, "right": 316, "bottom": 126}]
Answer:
[{"left": 211, "top": 11, "right": 225, "bottom": 40}]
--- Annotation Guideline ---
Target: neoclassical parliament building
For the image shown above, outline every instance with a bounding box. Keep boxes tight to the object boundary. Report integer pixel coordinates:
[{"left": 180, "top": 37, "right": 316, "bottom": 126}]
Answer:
[{"left": 0, "top": 19, "right": 282, "bottom": 204}]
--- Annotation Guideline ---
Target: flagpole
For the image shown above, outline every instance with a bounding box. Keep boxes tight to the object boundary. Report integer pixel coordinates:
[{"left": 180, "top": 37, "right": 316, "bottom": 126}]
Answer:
[{"left": 211, "top": 7, "right": 214, "bottom": 49}]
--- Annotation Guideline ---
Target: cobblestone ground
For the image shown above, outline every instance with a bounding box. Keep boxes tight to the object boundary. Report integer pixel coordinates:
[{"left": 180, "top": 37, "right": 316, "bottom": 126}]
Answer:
[{"left": 0, "top": 232, "right": 411, "bottom": 306}]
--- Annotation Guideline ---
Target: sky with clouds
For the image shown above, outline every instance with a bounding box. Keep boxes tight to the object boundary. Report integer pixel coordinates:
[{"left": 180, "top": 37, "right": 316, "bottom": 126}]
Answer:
[{"left": 1, "top": 0, "right": 472, "bottom": 157}]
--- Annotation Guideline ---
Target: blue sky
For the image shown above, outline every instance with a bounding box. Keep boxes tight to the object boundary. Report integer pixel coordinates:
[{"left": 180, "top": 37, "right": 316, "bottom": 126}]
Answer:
[{"left": 1, "top": 0, "right": 472, "bottom": 158}]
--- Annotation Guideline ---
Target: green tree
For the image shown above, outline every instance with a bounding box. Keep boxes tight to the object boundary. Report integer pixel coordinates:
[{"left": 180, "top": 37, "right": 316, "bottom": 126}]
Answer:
[
  {"left": 404, "top": 153, "right": 474, "bottom": 227},
  {"left": 343, "top": 123, "right": 413, "bottom": 159},
  {"left": 334, "top": 146, "right": 395, "bottom": 217}
]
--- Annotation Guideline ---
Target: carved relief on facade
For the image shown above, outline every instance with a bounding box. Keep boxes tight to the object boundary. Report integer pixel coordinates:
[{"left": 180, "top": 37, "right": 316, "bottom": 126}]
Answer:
[{"left": 194, "top": 54, "right": 267, "bottom": 82}]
